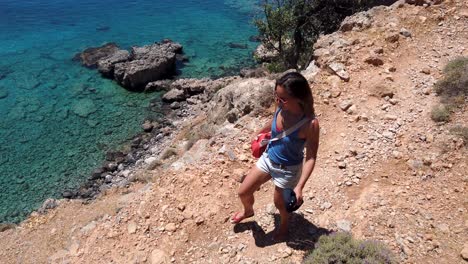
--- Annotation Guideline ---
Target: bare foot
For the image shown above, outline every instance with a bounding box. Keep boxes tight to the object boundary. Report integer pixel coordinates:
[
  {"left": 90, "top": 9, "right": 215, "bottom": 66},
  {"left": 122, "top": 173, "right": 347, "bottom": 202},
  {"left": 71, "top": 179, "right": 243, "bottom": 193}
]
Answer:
[{"left": 230, "top": 211, "right": 254, "bottom": 224}]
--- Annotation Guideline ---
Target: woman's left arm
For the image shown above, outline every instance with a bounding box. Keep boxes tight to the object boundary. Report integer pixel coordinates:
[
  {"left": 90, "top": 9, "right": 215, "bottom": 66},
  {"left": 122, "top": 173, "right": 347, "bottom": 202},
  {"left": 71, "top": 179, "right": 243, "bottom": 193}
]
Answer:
[{"left": 294, "top": 118, "right": 320, "bottom": 205}]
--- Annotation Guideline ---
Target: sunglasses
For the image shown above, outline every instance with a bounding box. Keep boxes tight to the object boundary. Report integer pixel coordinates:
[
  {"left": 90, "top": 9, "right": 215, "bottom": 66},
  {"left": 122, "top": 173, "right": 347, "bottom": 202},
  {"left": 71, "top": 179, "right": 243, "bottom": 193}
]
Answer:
[{"left": 275, "top": 93, "right": 288, "bottom": 104}]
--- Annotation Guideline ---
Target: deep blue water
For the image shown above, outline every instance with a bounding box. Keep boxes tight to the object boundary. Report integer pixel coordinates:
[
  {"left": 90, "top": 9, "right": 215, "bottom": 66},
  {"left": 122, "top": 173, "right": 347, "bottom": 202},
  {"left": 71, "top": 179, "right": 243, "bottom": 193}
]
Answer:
[{"left": 0, "top": 0, "right": 259, "bottom": 223}]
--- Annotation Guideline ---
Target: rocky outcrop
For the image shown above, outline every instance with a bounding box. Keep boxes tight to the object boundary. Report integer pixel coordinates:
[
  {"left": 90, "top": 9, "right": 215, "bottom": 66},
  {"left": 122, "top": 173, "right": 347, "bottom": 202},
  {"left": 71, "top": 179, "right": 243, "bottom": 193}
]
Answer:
[
  {"left": 206, "top": 78, "right": 274, "bottom": 124},
  {"left": 75, "top": 40, "right": 185, "bottom": 91}
]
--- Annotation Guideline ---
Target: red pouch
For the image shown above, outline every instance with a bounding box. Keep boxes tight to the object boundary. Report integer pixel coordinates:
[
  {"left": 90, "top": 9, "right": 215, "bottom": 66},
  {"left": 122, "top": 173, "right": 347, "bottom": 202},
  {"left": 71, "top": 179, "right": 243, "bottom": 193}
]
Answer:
[{"left": 251, "top": 132, "right": 271, "bottom": 158}]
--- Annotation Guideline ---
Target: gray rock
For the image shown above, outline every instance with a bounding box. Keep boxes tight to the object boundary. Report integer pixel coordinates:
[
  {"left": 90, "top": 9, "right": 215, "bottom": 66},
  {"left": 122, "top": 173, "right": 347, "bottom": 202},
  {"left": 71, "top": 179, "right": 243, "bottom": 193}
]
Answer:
[
  {"left": 162, "top": 89, "right": 185, "bottom": 102},
  {"left": 206, "top": 78, "right": 274, "bottom": 125},
  {"left": 104, "top": 174, "right": 113, "bottom": 183},
  {"left": 114, "top": 52, "right": 176, "bottom": 90},
  {"left": 38, "top": 198, "right": 59, "bottom": 214},
  {"left": 340, "top": 11, "right": 372, "bottom": 32},
  {"left": 407, "top": 159, "right": 423, "bottom": 170},
  {"left": 400, "top": 28, "right": 412, "bottom": 38},
  {"left": 144, "top": 157, "right": 158, "bottom": 165},
  {"left": 145, "top": 80, "right": 172, "bottom": 92},
  {"left": 170, "top": 102, "right": 181, "bottom": 109},
  {"left": 127, "top": 221, "right": 137, "bottom": 234},
  {"left": 383, "top": 131, "right": 394, "bottom": 139},
  {"left": 346, "top": 105, "right": 357, "bottom": 115},
  {"left": 165, "top": 223, "right": 177, "bottom": 232},
  {"left": 78, "top": 40, "right": 183, "bottom": 91},
  {"left": 171, "top": 78, "right": 207, "bottom": 95},
  {"left": 339, "top": 100, "right": 353, "bottom": 111},
  {"left": 301, "top": 61, "right": 320, "bottom": 81},
  {"left": 254, "top": 43, "right": 279, "bottom": 62},
  {"left": 320, "top": 202, "right": 332, "bottom": 210},
  {"left": 336, "top": 220, "right": 352, "bottom": 232},
  {"left": 96, "top": 49, "right": 131, "bottom": 77},
  {"left": 328, "top": 62, "right": 350, "bottom": 81},
  {"left": 142, "top": 121, "right": 154, "bottom": 132}
]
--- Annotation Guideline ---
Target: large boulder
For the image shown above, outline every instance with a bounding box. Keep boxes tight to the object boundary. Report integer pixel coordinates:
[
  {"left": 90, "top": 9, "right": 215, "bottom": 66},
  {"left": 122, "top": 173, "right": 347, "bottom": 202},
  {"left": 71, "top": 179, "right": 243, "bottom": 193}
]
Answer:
[
  {"left": 206, "top": 78, "right": 274, "bottom": 124},
  {"left": 114, "top": 54, "right": 176, "bottom": 90},
  {"left": 340, "top": 11, "right": 373, "bottom": 32}
]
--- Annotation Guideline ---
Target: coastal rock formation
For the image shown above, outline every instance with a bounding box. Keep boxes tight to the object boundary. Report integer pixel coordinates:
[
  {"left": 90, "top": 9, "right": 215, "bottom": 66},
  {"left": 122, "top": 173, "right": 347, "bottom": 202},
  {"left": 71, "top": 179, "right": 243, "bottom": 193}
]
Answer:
[
  {"left": 75, "top": 40, "right": 184, "bottom": 91},
  {"left": 207, "top": 78, "right": 274, "bottom": 124}
]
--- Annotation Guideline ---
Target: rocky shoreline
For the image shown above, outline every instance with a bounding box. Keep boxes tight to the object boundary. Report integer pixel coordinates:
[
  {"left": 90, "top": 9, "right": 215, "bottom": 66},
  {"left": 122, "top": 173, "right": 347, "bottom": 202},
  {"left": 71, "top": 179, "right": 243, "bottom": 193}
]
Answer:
[{"left": 57, "top": 75, "right": 238, "bottom": 201}]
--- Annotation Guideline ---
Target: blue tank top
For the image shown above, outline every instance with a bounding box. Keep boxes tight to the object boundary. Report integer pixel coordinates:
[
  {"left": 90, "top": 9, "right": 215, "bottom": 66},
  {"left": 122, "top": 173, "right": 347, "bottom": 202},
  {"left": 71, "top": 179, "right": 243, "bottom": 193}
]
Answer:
[{"left": 267, "top": 108, "right": 307, "bottom": 166}]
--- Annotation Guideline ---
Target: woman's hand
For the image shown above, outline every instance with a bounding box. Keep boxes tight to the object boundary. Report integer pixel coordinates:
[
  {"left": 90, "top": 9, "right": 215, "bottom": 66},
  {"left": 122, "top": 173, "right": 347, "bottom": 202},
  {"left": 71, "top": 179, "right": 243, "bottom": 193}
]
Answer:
[{"left": 294, "top": 186, "right": 304, "bottom": 206}]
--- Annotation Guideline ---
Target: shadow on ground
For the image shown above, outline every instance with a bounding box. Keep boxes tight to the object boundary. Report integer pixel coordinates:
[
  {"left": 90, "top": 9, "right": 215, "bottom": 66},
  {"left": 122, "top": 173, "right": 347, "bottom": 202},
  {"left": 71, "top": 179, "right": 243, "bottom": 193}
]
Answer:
[{"left": 233, "top": 213, "right": 331, "bottom": 250}]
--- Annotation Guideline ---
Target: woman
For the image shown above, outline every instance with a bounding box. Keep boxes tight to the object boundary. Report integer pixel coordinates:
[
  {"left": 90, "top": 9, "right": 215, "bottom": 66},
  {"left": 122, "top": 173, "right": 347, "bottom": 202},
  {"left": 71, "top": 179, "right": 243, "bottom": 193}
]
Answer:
[{"left": 231, "top": 72, "right": 320, "bottom": 241}]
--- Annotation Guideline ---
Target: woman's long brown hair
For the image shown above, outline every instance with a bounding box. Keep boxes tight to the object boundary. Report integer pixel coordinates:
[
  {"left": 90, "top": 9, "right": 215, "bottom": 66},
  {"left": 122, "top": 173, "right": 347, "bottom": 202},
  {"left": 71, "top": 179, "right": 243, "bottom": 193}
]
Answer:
[{"left": 275, "top": 72, "right": 315, "bottom": 118}]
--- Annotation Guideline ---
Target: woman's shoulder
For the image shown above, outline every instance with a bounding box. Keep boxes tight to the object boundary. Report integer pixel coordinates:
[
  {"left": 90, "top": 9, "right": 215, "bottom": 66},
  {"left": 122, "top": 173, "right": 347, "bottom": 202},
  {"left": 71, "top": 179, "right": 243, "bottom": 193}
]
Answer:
[{"left": 298, "top": 116, "right": 318, "bottom": 138}]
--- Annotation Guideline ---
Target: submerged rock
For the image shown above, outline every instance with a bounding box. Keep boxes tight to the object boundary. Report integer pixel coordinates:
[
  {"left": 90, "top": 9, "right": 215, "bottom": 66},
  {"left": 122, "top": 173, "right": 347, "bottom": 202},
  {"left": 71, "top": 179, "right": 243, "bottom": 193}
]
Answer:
[
  {"left": 74, "top": 43, "right": 120, "bottom": 68},
  {"left": 228, "top": 42, "right": 248, "bottom": 49},
  {"left": 0, "top": 90, "right": 8, "bottom": 99},
  {"left": 71, "top": 99, "right": 97, "bottom": 118}
]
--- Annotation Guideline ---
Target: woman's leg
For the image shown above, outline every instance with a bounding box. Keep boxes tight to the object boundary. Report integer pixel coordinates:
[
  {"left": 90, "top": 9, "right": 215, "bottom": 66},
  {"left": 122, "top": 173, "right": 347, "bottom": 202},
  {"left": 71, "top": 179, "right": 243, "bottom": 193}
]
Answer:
[
  {"left": 235, "top": 166, "right": 271, "bottom": 220},
  {"left": 273, "top": 186, "right": 290, "bottom": 240}
]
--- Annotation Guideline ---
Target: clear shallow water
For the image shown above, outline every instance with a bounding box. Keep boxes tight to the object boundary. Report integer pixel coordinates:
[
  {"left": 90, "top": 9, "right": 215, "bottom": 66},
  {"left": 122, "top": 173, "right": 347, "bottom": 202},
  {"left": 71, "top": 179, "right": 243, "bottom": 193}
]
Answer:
[{"left": 0, "top": 0, "right": 259, "bottom": 223}]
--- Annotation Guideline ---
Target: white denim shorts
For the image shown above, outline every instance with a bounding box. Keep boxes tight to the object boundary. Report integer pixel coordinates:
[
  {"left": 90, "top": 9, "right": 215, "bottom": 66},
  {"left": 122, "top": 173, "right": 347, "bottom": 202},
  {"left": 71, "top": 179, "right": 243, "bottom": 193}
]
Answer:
[{"left": 256, "top": 151, "right": 302, "bottom": 189}]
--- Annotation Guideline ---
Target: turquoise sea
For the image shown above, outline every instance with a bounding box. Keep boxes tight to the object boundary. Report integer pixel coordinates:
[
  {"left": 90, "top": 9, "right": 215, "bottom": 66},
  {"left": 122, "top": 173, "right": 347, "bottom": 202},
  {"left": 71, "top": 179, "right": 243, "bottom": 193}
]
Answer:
[{"left": 0, "top": 0, "right": 259, "bottom": 223}]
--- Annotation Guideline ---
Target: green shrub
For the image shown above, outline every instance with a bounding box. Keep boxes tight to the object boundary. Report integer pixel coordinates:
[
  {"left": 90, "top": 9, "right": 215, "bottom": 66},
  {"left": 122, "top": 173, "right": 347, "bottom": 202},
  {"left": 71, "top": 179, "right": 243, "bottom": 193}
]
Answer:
[
  {"left": 266, "top": 61, "right": 287, "bottom": 73},
  {"left": 303, "top": 232, "right": 397, "bottom": 264},
  {"left": 434, "top": 57, "right": 468, "bottom": 105},
  {"left": 450, "top": 125, "right": 468, "bottom": 146},
  {"left": 430, "top": 104, "right": 451, "bottom": 122}
]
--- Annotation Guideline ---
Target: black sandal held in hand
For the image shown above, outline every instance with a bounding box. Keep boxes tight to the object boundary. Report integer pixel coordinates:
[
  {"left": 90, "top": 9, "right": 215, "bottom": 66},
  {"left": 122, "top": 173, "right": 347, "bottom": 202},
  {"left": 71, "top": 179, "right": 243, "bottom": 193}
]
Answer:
[{"left": 282, "top": 188, "right": 303, "bottom": 213}]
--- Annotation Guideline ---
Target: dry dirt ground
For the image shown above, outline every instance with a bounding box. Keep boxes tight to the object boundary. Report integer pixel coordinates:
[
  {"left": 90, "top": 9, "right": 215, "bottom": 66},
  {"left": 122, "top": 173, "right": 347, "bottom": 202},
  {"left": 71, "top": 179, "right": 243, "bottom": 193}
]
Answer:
[{"left": 0, "top": 1, "right": 467, "bottom": 263}]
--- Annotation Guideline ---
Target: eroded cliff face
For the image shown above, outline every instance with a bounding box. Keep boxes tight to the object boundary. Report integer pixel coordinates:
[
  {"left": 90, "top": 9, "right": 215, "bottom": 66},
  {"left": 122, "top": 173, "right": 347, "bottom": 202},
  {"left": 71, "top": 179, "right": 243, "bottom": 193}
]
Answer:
[{"left": 1, "top": 1, "right": 467, "bottom": 263}]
